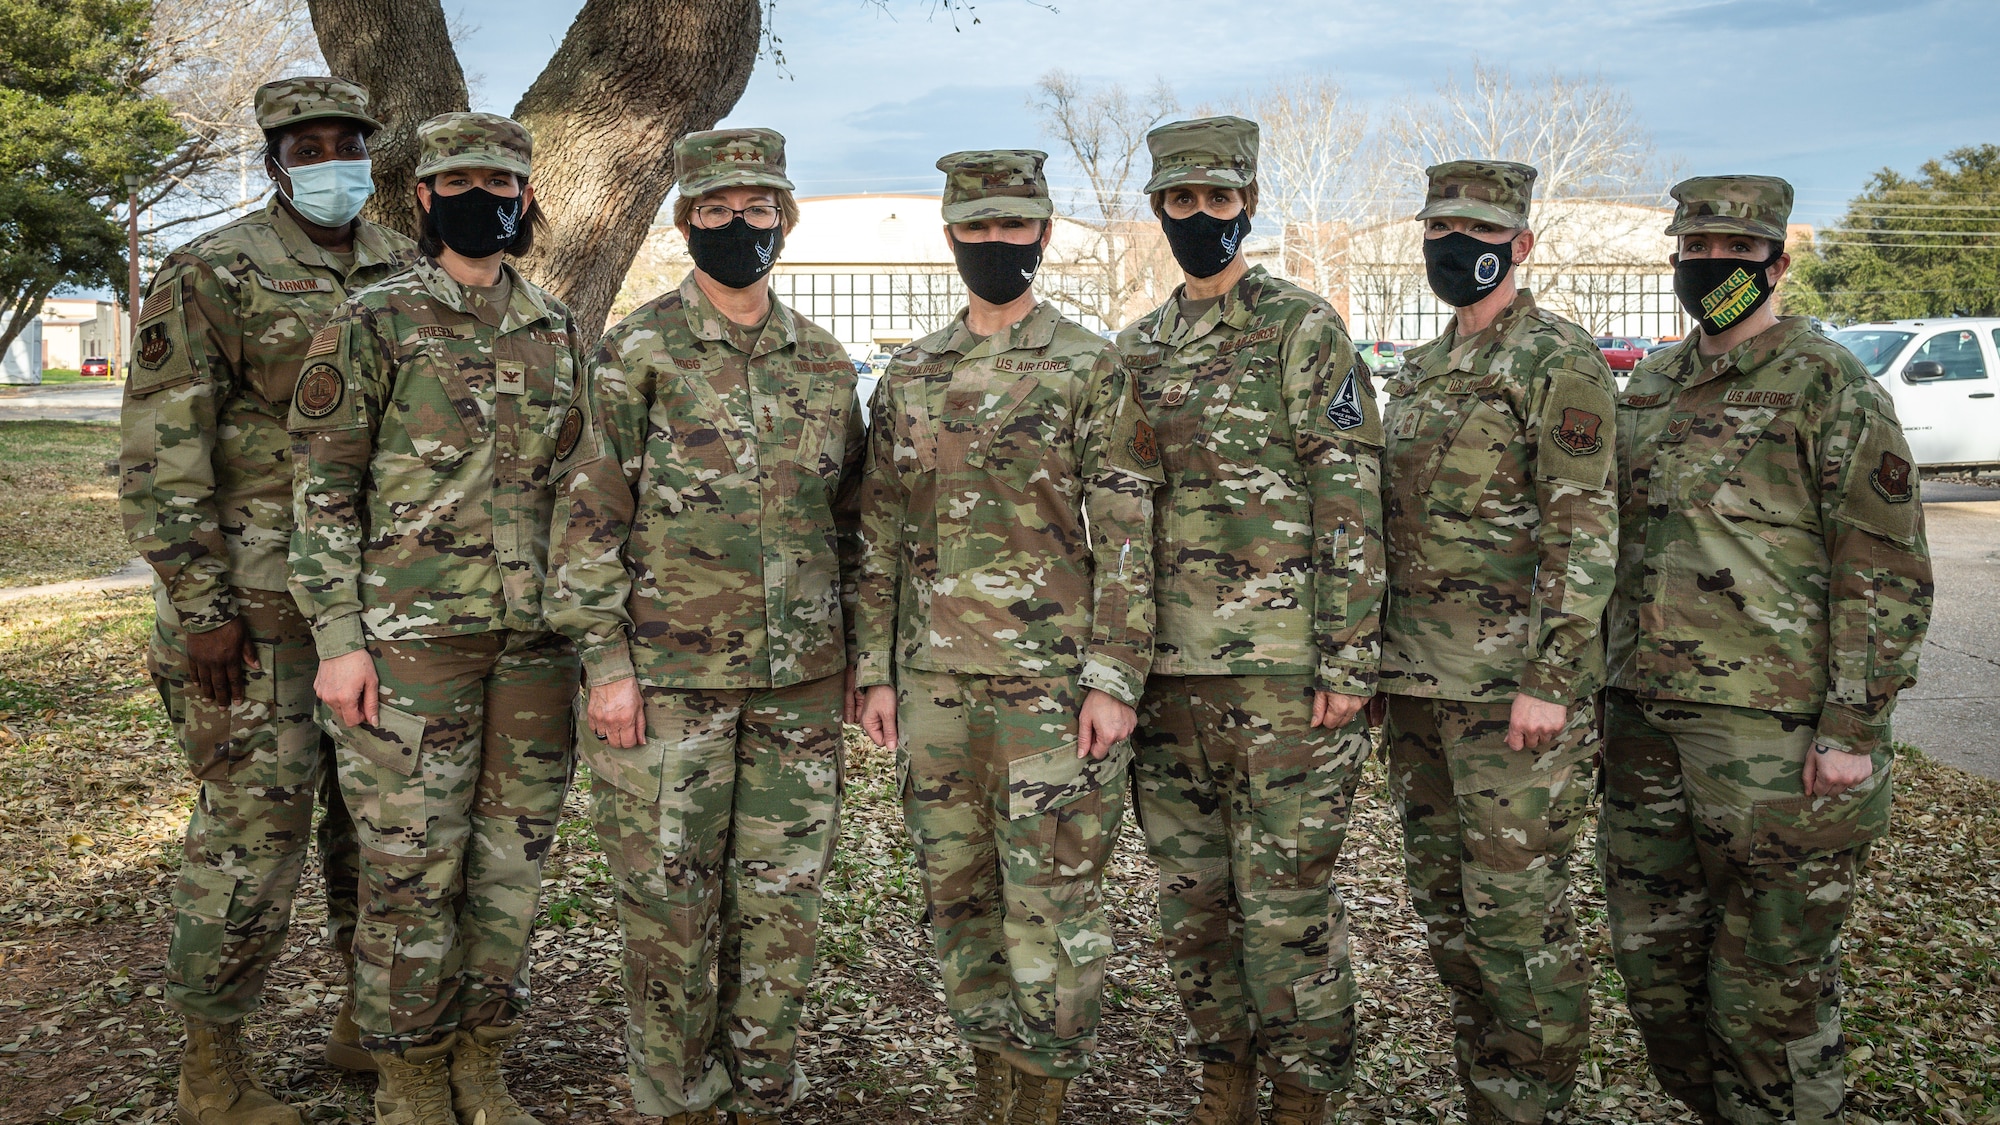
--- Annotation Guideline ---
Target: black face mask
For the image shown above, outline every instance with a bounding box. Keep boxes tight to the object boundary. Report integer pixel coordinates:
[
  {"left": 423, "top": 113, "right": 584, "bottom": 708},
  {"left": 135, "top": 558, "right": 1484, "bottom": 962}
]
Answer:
[
  {"left": 1161, "top": 210, "right": 1251, "bottom": 279},
  {"left": 1674, "top": 247, "right": 1784, "bottom": 336},
  {"left": 426, "top": 186, "right": 524, "bottom": 259},
  {"left": 950, "top": 233, "right": 1042, "bottom": 305},
  {"left": 1423, "top": 231, "right": 1516, "bottom": 308},
  {"left": 687, "top": 217, "right": 784, "bottom": 290}
]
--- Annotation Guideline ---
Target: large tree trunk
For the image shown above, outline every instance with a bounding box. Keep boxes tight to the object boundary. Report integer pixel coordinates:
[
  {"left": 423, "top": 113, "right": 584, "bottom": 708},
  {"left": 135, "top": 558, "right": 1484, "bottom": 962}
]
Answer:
[
  {"left": 305, "top": 0, "right": 760, "bottom": 340},
  {"left": 511, "top": 0, "right": 759, "bottom": 340},
  {"left": 304, "top": 0, "right": 469, "bottom": 241}
]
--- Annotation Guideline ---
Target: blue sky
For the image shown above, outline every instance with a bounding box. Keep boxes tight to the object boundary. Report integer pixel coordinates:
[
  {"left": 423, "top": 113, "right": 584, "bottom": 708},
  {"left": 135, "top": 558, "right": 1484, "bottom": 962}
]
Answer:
[
  {"left": 459, "top": 0, "right": 1991, "bottom": 227},
  {"left": 454, "top": 0, "right": 1996, "bottom": 226}
]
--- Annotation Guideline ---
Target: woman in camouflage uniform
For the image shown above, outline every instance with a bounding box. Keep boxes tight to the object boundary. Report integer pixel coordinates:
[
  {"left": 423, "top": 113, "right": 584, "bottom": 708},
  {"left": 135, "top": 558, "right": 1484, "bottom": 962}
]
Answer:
[
  {"left": 1115, "top": 116, "right": 1384, "bottom": 1125},
  {"left": 288, "top": 113, "right": 583, "bottom": 1125}
]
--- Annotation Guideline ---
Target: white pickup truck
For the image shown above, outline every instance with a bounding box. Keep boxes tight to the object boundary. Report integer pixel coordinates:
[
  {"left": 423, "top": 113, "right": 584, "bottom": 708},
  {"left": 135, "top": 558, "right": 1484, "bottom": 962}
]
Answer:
[{"left": 1830, "top": 318, "right": 2000, "bottom": 470}]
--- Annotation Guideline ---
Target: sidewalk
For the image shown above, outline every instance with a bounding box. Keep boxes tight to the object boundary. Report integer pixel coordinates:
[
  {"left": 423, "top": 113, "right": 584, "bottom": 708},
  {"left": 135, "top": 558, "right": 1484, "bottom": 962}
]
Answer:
[{"left": 0, "top": 381, "right": 124, "bottom": 422}]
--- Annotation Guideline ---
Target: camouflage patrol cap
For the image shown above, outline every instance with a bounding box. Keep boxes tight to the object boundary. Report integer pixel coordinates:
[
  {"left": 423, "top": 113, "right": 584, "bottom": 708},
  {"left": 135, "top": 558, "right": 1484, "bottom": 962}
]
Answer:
[
  {"left": 1666, "top": 175, "right": 1794, "bottom": 242},
  {"left": 413, "top": 112, "right": 533, "bottom": 179},
  {"left": 675, "top": 127, "right": 795, "bottom": 198},
  {"left": 1143, "top": 115, "right": 1260, "bottom": 193},
  {"left": 1414, "top": 160, "right": 1539, "bottom": 228},
  {"left": 936, "top": 150, "right": 1053, "bottom": 223},
  {"left": 254, "top": 76, "right": 382, "bottom": 135}
]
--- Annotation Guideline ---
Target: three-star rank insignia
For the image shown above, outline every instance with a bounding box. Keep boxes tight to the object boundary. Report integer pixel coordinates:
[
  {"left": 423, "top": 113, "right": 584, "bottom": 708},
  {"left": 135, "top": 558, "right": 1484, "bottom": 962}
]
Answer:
[
  {"left": 294, "top": 364, "right": 344, "bottom": 419},
  {"left": 136, "top": 322, "right": 173, "bottom": 370},
  {"left": 1871, "top": 450, "right": 1914, "bottom": 503},
  {"left": 1128, "top": 418, "right": 1160, "bottom": 469},
  {"left": 1551, "top": 407, "right": 1604, "bottom": 456},
  {"left": 555, "top": 406, "right": 584, "bottom": 460}
]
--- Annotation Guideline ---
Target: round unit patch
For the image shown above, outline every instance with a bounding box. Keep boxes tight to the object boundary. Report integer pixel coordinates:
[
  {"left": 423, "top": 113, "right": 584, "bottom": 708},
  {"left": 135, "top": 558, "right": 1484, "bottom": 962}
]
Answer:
[
  {"left": 1474, "top": 252, "right": 1502, "bottom": 286},
  {"left": 555, "top": 406, "right": 584, "bottom": 460},
  {"left": 295, "top": 363, "right": 345, "bottom": 419}
]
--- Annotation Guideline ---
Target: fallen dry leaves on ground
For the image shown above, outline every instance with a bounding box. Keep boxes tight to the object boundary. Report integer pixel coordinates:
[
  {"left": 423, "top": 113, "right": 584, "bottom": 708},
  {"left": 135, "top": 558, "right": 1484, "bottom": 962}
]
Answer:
[
  {"left": 0, "top": 590, "right": 1995, "bottom": 1123},
  {"left": 0, "top": 423, "right": 128, "bottom": 590}
]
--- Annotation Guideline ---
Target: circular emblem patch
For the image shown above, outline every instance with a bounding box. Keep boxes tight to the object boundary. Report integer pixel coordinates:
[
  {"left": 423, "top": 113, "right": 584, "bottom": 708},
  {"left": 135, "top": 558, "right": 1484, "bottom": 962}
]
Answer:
[
  {"left": 1474, "top": 252, "right": 1502, "bottom": 285},
  {"left": 555, "top": 405, "right": 584, "bottom": 460},
  {"left": 295, "top": 364, "right": 344, "bottom": 419}
]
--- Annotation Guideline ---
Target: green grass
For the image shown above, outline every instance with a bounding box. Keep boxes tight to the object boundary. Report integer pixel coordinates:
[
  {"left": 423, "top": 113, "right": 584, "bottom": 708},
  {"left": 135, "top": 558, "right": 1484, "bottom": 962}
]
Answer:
[{"left": 0, "top": 420, "right": 128, "bottom": 587}]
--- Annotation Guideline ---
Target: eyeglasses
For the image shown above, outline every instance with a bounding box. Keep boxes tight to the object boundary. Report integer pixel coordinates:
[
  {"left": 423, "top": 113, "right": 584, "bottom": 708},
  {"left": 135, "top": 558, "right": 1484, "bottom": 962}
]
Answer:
[{"left": 691, "top": 204, "right": 781, "bottom": 230}]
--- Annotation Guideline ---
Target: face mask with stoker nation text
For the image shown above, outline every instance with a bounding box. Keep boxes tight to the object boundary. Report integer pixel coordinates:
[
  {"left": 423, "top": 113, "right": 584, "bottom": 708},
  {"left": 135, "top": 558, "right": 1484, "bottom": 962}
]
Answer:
[
  {"left": 426, "top": 185, "right": 524, "bottom": 259},
  {"left": 1674, "top": 246, "right": 1784, "bottom": 336}
]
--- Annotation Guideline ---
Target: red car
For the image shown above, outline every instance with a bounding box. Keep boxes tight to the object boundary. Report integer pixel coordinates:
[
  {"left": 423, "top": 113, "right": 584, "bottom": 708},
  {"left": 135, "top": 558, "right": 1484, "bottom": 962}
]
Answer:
[
  {"left": 1594, "top": 336, "right": 1648, "bottom": 371},
  {"left": 79, "top": 356, "right": 110, "bottom": 378}
]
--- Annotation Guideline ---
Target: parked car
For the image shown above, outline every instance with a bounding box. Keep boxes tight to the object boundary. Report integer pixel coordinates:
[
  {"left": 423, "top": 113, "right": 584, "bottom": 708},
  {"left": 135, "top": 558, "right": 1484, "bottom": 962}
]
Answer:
[
  {"left": 79, "top": 357, "right": 110, "bottom": 378},
  {"left": 1594, "top": 336, "right": 1648, "bottom": 371},
  {"left": 1829, "top": 318, "right": 2000, "bottom": 469},
  {"left": 1643, "top": 338, "right": 1680, "bottom": 357},
  {"left": 1357, "top": 340, "right": 1408, "bottom": 373}
]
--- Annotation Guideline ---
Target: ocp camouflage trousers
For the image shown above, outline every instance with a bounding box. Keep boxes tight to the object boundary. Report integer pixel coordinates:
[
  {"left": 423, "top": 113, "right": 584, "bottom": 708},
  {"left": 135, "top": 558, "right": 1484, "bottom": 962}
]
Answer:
[
  {"left": 583, "top": 674, "right": 843, "bottom": 1117},
  {"left": 160, "top": 587, "right": 359, "bottom": 1024},
  {"left": 334, "top": 629, "right": 577, "bottom": 1050},
  {"left": 1385, "top": 693, "right": 1597, "bottom": 1123},
  {"left": 898, "top": 669, "right": 1126, "bottom": 1080},
  {"left": 1600, "top": 691, "right": 1892, "bottom": 1125},
  {"left": 1134, "top": 673, "right": 1368, "bottom": 1092}
]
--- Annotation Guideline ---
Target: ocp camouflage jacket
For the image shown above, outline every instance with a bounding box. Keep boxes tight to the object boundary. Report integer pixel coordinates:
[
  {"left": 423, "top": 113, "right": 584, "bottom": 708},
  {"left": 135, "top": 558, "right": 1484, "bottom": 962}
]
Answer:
[
  {"left": 1608, "top": 317, "right": 1934, "bottom": 755},
  {"left": 1114, "top": 266, "right": 1385, "bottom": 695},
  {"left": 546, "top": 275, "right": 865, "bottom": 690},
  {"left": 854, "top": 300, "right": 1163, "bottom": 706},
  {"left": 1380, "top": 289, "right": 1620, "bottom": 705},
  {"left": 287, "top": 258, "right": 585, "bottom": 659}
]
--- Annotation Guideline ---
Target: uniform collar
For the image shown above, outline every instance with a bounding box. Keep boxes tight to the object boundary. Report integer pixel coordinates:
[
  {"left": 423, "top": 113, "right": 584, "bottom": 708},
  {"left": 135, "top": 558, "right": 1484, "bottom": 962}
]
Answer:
[
  {"left": 1148, "top": 265, "right": 1267, "bottom": 347},
  {"left": 1409, "top": 287, "right": 1538, "bottom": 377},
  {"left": 676, "top": 272, "right": 798, "bottom": 358},
  {"left": 410, "top": 257, "right": 561, "bottom": 332},
  {"left": 261, "top": 196, "right": 405, "bottom": 276},
  {"left": 924, "top": 299, "right": 1063, "bottom": 362},
  {"left": 1673, "top": 316, "right": 1812, "bottom": 389}
]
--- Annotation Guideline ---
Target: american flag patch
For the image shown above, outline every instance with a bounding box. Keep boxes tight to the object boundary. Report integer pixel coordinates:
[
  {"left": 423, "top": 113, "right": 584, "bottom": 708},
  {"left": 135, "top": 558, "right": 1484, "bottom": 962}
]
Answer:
[{"left": 305, "top": 324, "right": 340, "bottom": 359}]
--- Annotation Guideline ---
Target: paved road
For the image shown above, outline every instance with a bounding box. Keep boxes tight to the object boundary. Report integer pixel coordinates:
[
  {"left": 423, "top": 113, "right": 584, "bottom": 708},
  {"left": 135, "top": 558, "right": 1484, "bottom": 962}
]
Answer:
[
  {"left": 0, "top": 381, "right": 123, "bottom": 422},
  {"left": 1896, "top": 479, "right": 2000, "bottom": 780}
]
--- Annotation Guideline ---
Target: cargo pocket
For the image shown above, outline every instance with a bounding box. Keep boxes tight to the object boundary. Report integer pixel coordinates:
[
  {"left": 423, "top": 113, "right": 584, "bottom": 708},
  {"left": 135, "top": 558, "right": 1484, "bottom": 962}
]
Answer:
[
  {"left": 179, "top": 643, "right": 283, "bottom": 782},
  {"left": 1784, "top": 1018, "right": 1846, "bottom": 1124},
  {"left": 1052, "top": 908, "right": 1114, "bottom": 1040},
  {"left": 165, "top": 864, "right": 240, "bottom": 993},
  {"left": 574, "top": 695, "right": 668, "bottom": 802},
  {"left": 1291, "top": 963, "right": 1358, "bottom": 1026},
  {"left": 335, "top": 703, "right": 430, "bottom": 856},
  {"left": 1743, "top": 768, "right": 1891, "bottom": 965},
  {"left": 1008, "top": 740, "right": 1129, "bottom": 885}
]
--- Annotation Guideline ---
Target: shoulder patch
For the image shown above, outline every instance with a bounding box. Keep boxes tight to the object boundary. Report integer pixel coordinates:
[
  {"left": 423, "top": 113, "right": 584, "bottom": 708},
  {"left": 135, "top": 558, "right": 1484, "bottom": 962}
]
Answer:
[
  {"left": 1870, "top": 450, "right": 1914, "bottom": 504},
  {"left": 294, "top": 363, "right": 344, "bottom": 419},
  {"left": 137, "top": 285, "right": 178, "bottom": 324},
  {"left": 1551, "top": 407, "right": 1605, "bottom": 456},
  {"left": 555, "top": 406, "right": 584, "bottom": 461},
  {"left": 1325, "top": 361, "right": 1367, "bottom": 430},
  {"left": 1128, "top": 418, "right": 1160, "bottom": 469},
  {"left": 135, "top": 321, "right": 174, "bottom": 370},
  {"left": 305, "top": 324, "right": 340, "bottom": 359}
]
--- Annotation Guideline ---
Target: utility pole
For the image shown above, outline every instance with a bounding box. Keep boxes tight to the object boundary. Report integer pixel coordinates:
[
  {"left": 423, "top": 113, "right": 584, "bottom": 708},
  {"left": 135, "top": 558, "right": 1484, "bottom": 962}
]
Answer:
[{"left": 123, "top": 173, "right": 141, "bottom": 379}]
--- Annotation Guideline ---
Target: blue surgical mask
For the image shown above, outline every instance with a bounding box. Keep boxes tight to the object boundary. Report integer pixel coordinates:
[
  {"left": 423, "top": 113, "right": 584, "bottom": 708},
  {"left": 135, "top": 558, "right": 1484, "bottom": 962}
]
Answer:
[{"left": 281, "top": 158, "right": 375, "bottom": 227}]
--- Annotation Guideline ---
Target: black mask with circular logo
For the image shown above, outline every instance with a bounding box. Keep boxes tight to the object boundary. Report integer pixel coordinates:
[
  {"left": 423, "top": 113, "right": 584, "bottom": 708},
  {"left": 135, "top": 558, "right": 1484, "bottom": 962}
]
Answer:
[
  {"left": 426, "top": 186, "right": 524, "bottom": 259},
  {"left": 1161, "top": 210, "right": 1251, "bottom": 279},
  {"left": 1422, "top": 230, "right": 1515, "bottom": 308},
  {"left": 688, "top": 217, "right": 785, "bottom": 290},
  {"left": 1674, "top": 246, "right": 1784, "bottom": 336},
  {"left": 950, "top": 233, "right": 1042, "bottom": 305}
]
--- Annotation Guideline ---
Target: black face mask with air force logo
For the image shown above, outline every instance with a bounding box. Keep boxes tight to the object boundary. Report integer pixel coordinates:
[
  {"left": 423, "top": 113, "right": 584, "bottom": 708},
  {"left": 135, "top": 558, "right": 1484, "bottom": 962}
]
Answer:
[
  {"left": 688, "top": 217, "right": 785, "bottom": 290},
  {"left": 426, "top": 186, "right": 525, "bottom": 260},
  {"left": 1161, "top": 210, "right": 1251, "bottom": 279},
  {"left": 1423, "top": 230, "right": 1516, "bottom": 308},
  {"left": 950, "top": 233, "right": 1042, "bottom": 305}
]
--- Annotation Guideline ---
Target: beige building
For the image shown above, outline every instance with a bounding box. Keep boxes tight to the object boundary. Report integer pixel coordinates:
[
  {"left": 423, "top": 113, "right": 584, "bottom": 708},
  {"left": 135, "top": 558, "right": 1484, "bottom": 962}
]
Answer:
[{"left": 38, "top": 297, "right": 125, "bottom": 372}]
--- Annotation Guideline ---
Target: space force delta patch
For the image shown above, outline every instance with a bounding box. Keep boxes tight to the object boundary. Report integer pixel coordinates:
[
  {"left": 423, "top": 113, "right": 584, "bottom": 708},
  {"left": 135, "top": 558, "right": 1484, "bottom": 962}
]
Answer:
[{"left": 1324, "top": 361, "right": 1367, "bottom": 430}]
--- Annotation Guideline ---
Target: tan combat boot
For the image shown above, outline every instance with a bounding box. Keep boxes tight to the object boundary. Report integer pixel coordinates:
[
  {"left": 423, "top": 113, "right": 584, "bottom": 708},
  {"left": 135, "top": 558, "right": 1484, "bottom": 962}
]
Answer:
[
  {"left": 959, "top": 1048, "right": 1012, "bottom": 1125},
  {"left": 372, "top": 1036, "right": 458, "bottom": 1125},
  {"left": 176, "top": 1018, "right": 301, "bottom": 1125},
  {"left": 1265, "top": 1076, "right": 1327, "bottom": 1125},
  {"left": 1005, "top": 1070, "right": 1070, "bottom": 1125},
  {"left": 324, "top": 992, "right": 374, "bottom": 1073},
  {"left": 1185, "top": 1061, "right": 1257, "bottom": 1125},
  {"left": 451, "top": 1023, "right": 542, "bottom": 1125}
]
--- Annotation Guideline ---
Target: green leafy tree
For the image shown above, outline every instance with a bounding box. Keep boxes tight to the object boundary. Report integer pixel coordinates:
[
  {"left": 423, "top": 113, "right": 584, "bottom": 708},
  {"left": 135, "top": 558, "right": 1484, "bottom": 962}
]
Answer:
[
  {"left": 0, "top": 0, "right": 182, "bottom": 358},
  {"left": 1789, "top": 144, "right": 2000, "bottom": 323}
]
